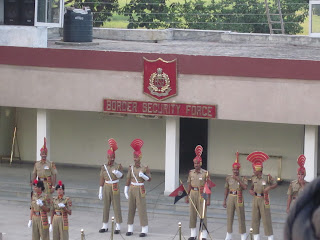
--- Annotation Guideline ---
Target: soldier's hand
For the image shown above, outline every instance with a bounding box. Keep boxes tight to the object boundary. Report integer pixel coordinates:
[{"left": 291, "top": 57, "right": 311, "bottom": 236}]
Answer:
[
  {"left": 49, "top": 224, "right": 53, "bottom": 232},
  {"left": 146, "top": 166, "right": 150, "bottom": 174},
  {"left": 124, "top": 186, "right": 129, "bottom": 200},
  {"left": 36, "top": 199, "right": 43, "bottom": 206},
  {"left": 58, "top": 203, "right": 65, "bottom": 208},
  {"left": 207, "top": 201, "right": 211, "bottom": 206},
  {"left": 28, "top": 220, "right": 32, "bottom": 228},
  {"left": 185, "top": 197, "right": 189, "bottom": 204},
  {"left": 223, "top": 201, "right": 227, "bottom": 208},
  {"left": 263, "top": 187, "right": 270, "bottom": 194},
  {"left": 98, "top": 186, "right": 103, "bottom": 200}
]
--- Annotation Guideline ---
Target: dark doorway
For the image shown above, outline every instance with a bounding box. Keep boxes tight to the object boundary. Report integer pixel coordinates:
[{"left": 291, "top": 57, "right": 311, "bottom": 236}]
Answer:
[{"left": 179, "top": 118, "right": 208, "bottom": 174}]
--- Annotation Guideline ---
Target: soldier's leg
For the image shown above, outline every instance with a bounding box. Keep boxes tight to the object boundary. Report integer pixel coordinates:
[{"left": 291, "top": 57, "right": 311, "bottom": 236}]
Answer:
[
  {"left": 260, "top": 203, "right": 273, "bottom": 236},
  {"left": 103, "top": 185, "right": 111, "bottom": 224},
  {"left": 52, "top": 216, "right": 59, "bottom": 240},
  {"left": 251, "top": 197, "right": 261, "bottom": 235},
  {"left": 236, "top": 203, "right": 246, "bottom": 234},
  {"left": 39, "top": 226, "right": 50, "bottom": 240},
  {"left": 136, "top": 191, "right": 148, "bottom": 227},
  {"left": 189, "top": 192, "right": 198, "bottom": 229},
  {"left": 127, "top": 187, "right": 137, "bottom": 225},
  {"left": 226, "top": 196, "right": 236, "bottom": 234},
  {"left": 32, "top": 217, "right": 41, "bottom": 240},
  {"left": 112, "top": 190, "right": 123, "bottom": 224}
]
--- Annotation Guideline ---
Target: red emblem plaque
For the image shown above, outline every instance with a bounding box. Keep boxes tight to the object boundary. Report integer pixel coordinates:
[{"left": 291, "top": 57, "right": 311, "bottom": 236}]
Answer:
[{"left": 143, "top": 57, "right": 177, "bottom": 101}]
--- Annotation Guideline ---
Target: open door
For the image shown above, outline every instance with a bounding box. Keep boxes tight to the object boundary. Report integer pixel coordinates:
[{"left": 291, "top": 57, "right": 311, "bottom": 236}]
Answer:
[{"left": 34, "top": 0, "right": 64, "bottom": 27}]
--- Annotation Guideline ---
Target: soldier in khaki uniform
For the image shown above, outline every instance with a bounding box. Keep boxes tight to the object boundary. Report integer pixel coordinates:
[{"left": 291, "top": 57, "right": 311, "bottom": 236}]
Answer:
[
  {"left": 124, "top": 139, "right": 151, "bottom": 237},
  {"left": 98, "top": 138, "right": 123, "bottom": 234},
  {"left": 223, "top": 152, "right": 248, "bottom": 240},
  {"left": 286, "top": 155, "right": 308, "bottom": 213},
  {"left": 32, "top": 137, "right": 58, "bottom": 225},
  {"left": 247, "top": 151, "right": 278, "bottom": 240},
  {"left": 28, "top": 180, "right": 51, "bottom": 240},
  {"left": 50, "top": 180, "right": 72, "bottom": 240},
  {"left": 186, "top": 145, "right": 211, "bottom": 240}
]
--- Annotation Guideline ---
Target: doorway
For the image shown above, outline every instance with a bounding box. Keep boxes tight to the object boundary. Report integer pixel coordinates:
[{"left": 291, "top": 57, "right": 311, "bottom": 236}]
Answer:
[{"left": 179, "top": 118, "right": 208, "bottom": 174}]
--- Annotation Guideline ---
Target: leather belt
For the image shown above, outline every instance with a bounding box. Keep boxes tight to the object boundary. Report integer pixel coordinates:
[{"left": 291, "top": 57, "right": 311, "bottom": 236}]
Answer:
[
  {"left": 105, "top": 180, "right": 119, "bottom": 184},
  {"left": 33, "top": 211, "right": 41, "bottom": 216},
  {"left": 191, "top": 187, "right": 199, "bottom": 191},
  {"left": 255, "top": 192, "right": 264, "bottom": 197},
  {"left": 38, "top": 177, "right": 47, "bottom": 181},
  {"left": 55, "top": 211, "right": 62, "bottom": 216},
  {"left": 131, "top": 182, "right": 144, "bottom": 186},
  {"left": 229, "top": 190, "right": 237, "bottom": 195}
]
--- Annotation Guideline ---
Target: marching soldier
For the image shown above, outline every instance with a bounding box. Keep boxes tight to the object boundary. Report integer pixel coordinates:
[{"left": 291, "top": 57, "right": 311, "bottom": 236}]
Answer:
[
  {"left": 223, "top": 152, "right": 248, "bottom": 240},
  {"left": 124, "top": 139, "right": 151, "bottom": 237},
  {"left": 50, "top": 181, "right": 72, "bottom": 240},
  {"left": 186, "top": 145, "right": 211, "bottom": 240},
  {"left": 247, "top": 151, "right": 277, "bottom": 240},
  {"left": 286, "top": 155, "right": 308, "bottom": 213},
  {"left": 98, "top": 138, "right": 123, "bottom": 234},
  {"left": 28, "top": 180, "right": 51, "bottom": 240},
  {"left": 32, "top": 137, "right": 57, "bottom": 225}
]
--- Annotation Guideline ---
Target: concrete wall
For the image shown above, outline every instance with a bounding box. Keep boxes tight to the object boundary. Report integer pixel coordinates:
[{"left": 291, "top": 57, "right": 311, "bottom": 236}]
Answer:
[
  {"left": 0, "top": 26, "right": 47, "bottom": 47},
  {"left": 16, "top": 108, "right": 166, "bottom": 170},
  {"left": 207, "top": 119, "right": 304, "bottom": 180},
  {"left": 2, "top": 65, "right": 320, "bottom": 125}
]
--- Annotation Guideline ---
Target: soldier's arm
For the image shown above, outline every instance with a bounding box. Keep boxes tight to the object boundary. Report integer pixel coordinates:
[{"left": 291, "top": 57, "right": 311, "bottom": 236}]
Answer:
[
  {"left": 223, "top": 177, "right": 229, "bottom": 208},
  {"left": 249, "top": 182, "right": 255, "bottom": 196},
  {"left": 185, "top": 183, "right": 191, "bottom": 203},
  {"left": 118, "top": 164, "right": 124, "bottom": 179},
  {"left": 145, "top": 166, "right": 151, "bottom": 182},
  {"left": 126, "top": 167, "right": 131, "bottom": 186},
  {"left": 264, "top": 175, "right": 278, "bottom": 193},
  {"left": 64, "top": 198, "right": 72, "bottom": 215},
  {"left": 238, "top": 177, "right": 248, "bottom": 190},
  {"left": 286, "top": 195, "right": 292, "bottom": 213},
  {"left": 31, "top": 163, "right": 37, "bottom": 183}
]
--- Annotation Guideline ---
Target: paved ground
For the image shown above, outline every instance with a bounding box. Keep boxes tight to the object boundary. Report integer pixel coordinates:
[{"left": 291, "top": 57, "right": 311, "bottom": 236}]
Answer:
[{"left": 0, "top": 162, "right": 288, "bottom": 240}]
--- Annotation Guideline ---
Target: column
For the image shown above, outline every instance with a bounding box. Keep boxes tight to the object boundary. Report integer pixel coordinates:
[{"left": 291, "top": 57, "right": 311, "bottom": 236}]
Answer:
[
  {"left": 164, "top": 117, "right": 180, "bottom": 195},
  {"left": 36, "top": 109, "right": 50, "bottom": 161},
  {"left": 304, "top": 125, "right": 318, "bottom": 182}
]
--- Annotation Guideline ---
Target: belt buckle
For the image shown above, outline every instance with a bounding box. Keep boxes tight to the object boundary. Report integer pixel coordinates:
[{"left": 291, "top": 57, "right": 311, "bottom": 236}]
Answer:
[
  {"left": 257, "top": 193, "right": 262, "bottom": 197},
  {"left": 232, "top": 191, "right": 237, "bottom": 194},
  {"left": 56, "top": 212, "right": 62, "bottom": 216},
  {"left": 194, "top": 187, "right": 198, "bottom": 191}
]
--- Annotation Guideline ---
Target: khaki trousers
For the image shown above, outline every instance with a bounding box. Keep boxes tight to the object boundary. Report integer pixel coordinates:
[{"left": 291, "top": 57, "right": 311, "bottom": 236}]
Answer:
[
  {"left": 227, "top": 195, "right": 246, "bottom": 234},
  {"left": 32, "top": 216, "right": 50, "bottom": 240},
  {"left": 251, "top": 196, "right": 273, "bottom": 236},
  {"left": 127, "top": 185, "right": 148, "bottom": 226},
  {"left": 189, "top": 190, "right": 207, "bottom": 229},
  {"left": 52, "top": 215, "right": 68, "bottom": 240},
  {"left": 103, "top": 183, "right": 122, "bottom": 223}
]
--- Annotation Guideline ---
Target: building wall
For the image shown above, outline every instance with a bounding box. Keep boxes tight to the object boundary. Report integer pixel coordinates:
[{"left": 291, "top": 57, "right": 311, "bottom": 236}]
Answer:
[
  {"left": 1, "top": 65, "right": 320, "bottom": 125},
  {"left": 208, "top": 119, "right": 304, "bottom": 180},
  {"left": 17, "top": 108, "right": 166, "bottom": 170},
  {"left": 16, "top": 107, "right": 304, "bottom": 179}
]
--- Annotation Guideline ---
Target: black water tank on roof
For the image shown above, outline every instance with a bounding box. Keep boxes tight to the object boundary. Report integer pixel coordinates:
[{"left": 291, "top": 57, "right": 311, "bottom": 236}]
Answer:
[{"left": 63, "top": 8, "right": 93, "bottom": 42}]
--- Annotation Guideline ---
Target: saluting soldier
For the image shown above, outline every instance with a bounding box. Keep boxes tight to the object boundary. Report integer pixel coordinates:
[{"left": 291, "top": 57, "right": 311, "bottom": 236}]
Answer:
[
  {"left": 247, "top": 151, "right": 277, "bottom": 240},
  {"left": 186, "top": 145, "right": 211, "bottom": 240},
  {"left": 124, "top": 139, "right": 151, "bottom": 237},
  {"left": 223, "top": 152, "right": 248, "bottom": 240},
  {"left": 98, "top": 138, "right": 123, "bottom": 234},
  {"left": 50, "top": 180, "right": 72, "bottom": 240},
  {"left": 32, "top": 137, "right": 57, "bottom": 225},
  {"left": 28, "top": 180, "right": 51, "bottom": 240},
  {"left": 286, "top": 155, "right": 308, "bottom": 213}
]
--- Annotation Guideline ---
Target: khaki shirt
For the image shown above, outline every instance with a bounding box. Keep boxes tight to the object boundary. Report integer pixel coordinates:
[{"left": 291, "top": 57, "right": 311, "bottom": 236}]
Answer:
[
  {"left": 52, "top": 196, "right": 72, "bottom": 212},
  {"left": 187, "top": 169, "right": 208, "bottom": 188},
  {"left": 33, "top": 160, "right": 58, "bottom": 178},
  {"left": 126, "top": 164, "right": 151, "bottom": 183},
  {"left": 225, "top": 175, "right": 248, "bottom": 191},
  {"left": 287, "top": 180, "right": 308, "bottom": 198},
  {"left": 251, "top": 174, "right": 276, "bottom": 194},
  {"left": 31, "top": 192, "right": 50, "bottom": 211},
  {"left": 100, "top": 162, "right": 123, "bottom": 181}
]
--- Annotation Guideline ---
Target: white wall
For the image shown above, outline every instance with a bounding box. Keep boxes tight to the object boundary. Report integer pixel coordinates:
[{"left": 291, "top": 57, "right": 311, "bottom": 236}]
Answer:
[
  {"left": 0, "top": 26, "right": 47, "bottom": 47},
  {"left": 208, "top": 119, "right": 304, "bottom": 180},
  {"left": 17, "top": 108, "right": 166, "bottom": 170},
  {"left": 2, "top": 66, "right": 320, "bottom": 125}
]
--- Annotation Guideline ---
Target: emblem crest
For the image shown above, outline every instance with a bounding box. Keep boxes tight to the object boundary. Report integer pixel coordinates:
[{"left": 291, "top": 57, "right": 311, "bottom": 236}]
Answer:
[{"left": 143, "top": 57, "right": 177, "bottom": 101}]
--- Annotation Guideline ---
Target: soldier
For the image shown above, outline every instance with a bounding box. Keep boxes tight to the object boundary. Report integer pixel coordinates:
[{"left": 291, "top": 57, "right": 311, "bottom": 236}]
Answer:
[
  {"left": 186, "top": 145, "right": 211, "bottom": 240},
  {"left": 50, "top": 180, "right": 72, "bottom": 240},
  {"left": 32, "top": 137, "right": 57, "bottom": 225},
  {"left": 98, "top": 138, "right": 123, "bottom": 234},
  {"left": 124, "top": 139, "right": 151, "bottom": 237},
  {"left": 286, "top": 155, "right": 308, "bottom": 213},
  {"left": 247, "top": 151, "right": 277, "bottom": 240},
  {"left": 28, "top": 180, "right": 51, "bottom": 240},
  {"left": 223, "top": 152, "right": 248, "bottom": 240}
]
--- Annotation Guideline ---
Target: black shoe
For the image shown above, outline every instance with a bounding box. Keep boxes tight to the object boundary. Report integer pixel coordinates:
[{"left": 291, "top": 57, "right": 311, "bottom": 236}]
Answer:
[
  {"left": 114, "top": 230, "right": 120, "bottom": 234},
  {"left": 139, "top": 233, "right": 147, "bottom": 237},
  {"left": 99, "top": 228, "right": 108, "bottom": 233},
  {"left": 126, "top": 232, "right": 133, "bottom": 236},
  {"left": 188, "top": 237, "right": 196, "bottom": 240}
]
